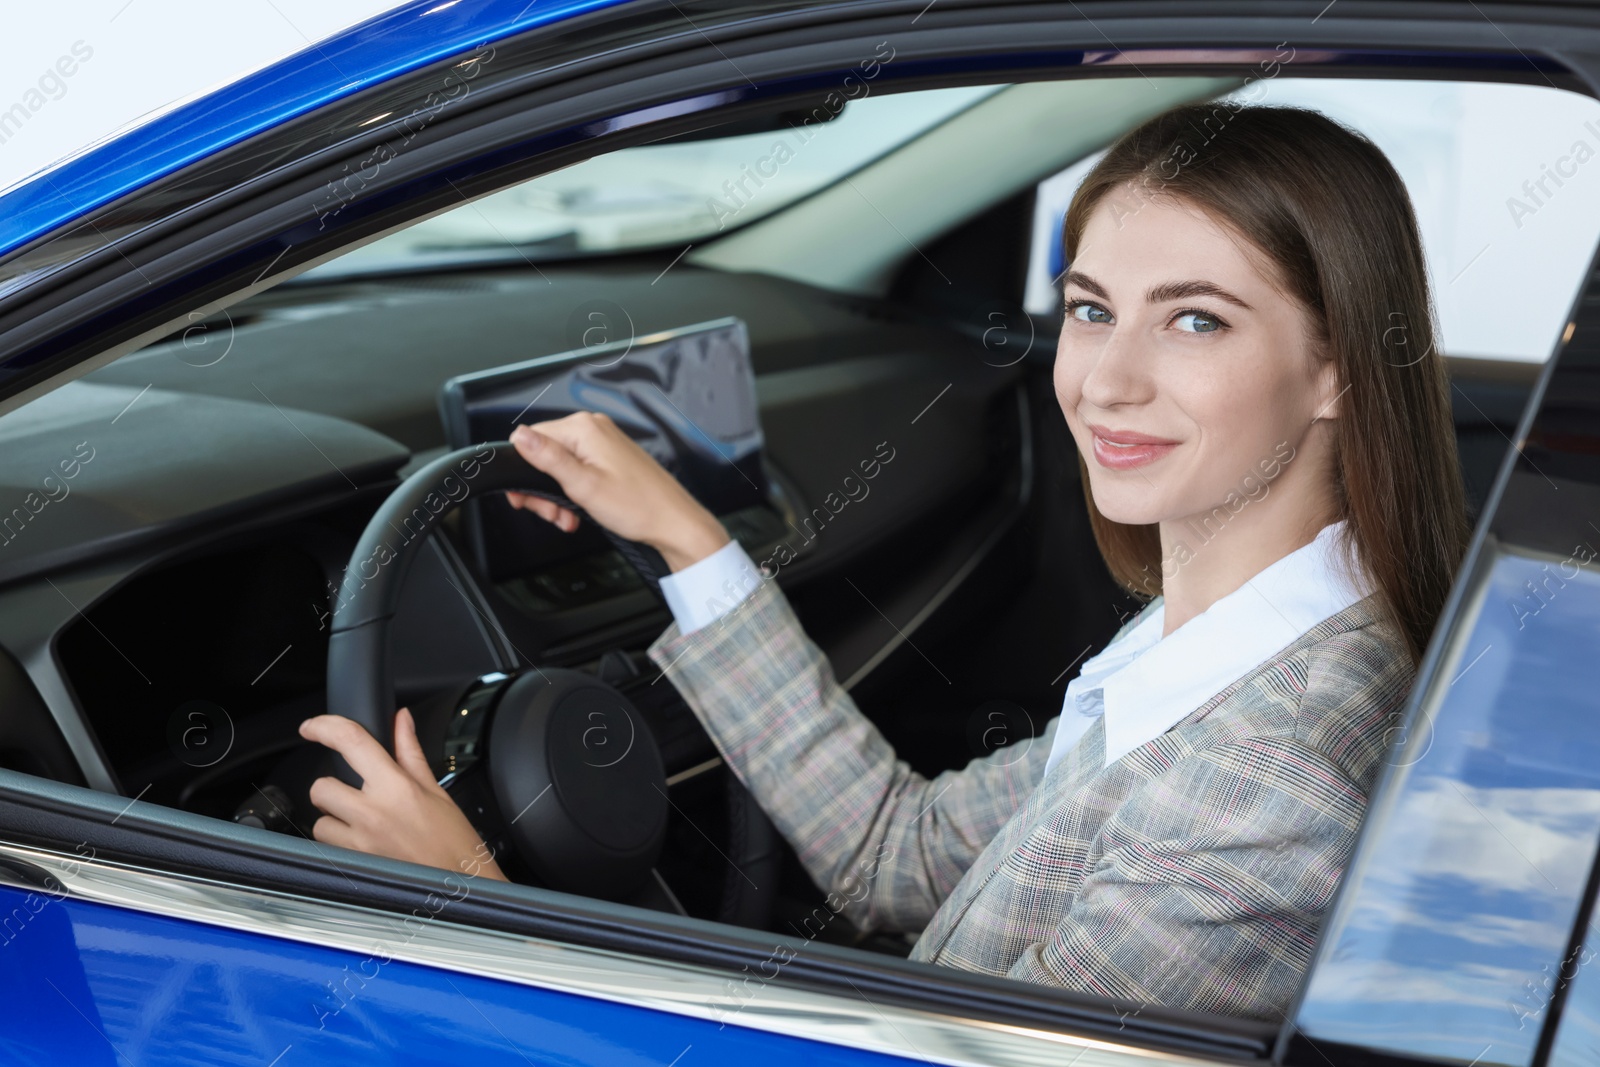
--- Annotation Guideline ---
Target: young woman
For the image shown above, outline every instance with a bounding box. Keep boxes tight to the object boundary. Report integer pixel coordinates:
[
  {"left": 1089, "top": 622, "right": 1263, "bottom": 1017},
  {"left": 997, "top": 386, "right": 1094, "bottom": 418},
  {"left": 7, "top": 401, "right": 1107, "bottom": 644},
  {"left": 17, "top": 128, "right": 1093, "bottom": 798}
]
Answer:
[{"left": 300, "top": 103, "right": 1469, "bottom": 1021}]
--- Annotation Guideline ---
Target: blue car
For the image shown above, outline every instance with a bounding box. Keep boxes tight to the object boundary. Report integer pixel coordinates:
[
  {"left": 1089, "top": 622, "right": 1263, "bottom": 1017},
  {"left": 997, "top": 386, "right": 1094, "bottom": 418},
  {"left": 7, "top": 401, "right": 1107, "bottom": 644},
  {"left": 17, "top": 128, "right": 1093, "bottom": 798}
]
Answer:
[{"left": 3, "top": 1, "right": 1600, "bottom": 1064}]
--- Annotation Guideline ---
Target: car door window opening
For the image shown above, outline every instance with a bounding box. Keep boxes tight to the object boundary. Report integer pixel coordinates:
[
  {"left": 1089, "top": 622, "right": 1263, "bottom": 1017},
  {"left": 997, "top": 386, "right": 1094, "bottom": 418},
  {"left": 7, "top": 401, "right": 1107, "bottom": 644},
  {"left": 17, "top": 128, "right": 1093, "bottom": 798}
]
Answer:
[{"left": 3, "top": 16, "right": 1600, "bottom": 1065}]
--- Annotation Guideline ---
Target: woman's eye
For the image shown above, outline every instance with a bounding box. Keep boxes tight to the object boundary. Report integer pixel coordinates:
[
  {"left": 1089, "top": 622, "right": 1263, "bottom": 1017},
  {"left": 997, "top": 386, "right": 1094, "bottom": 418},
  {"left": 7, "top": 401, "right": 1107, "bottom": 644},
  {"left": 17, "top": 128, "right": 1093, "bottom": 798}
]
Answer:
[
  {"left": 1069, "top": 302, "right": 1113, "bottom": 325},
  {"left": 1173, "top": 311, "right": 1223, "bottom": 333}
]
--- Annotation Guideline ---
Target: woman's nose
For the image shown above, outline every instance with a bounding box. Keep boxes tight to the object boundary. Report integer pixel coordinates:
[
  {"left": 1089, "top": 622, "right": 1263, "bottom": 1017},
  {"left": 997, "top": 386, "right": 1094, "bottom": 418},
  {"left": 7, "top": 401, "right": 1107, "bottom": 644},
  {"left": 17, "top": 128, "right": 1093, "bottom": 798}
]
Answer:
[{"left": 1078, "top": 326, "right": 1155, "bottom": 409}]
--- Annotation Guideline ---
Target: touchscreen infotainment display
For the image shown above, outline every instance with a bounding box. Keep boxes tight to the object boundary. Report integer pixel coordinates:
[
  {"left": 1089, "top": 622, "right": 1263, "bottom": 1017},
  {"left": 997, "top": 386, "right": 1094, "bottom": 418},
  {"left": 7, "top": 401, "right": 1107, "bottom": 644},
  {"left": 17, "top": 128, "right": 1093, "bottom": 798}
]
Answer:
[{"left": 439, "top": 316, "right": 767, "bottom": 583}]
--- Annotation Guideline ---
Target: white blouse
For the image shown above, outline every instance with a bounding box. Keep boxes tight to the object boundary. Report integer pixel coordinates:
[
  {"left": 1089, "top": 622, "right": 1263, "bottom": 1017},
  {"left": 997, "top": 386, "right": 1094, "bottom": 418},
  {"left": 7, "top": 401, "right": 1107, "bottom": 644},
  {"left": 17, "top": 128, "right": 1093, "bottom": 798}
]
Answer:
[
  {"left": 1044, "top": 519, "right": 1373, "bottom": 775},
  {"left": 657, "top": 519, "right": 1373, "bottom": 782}
]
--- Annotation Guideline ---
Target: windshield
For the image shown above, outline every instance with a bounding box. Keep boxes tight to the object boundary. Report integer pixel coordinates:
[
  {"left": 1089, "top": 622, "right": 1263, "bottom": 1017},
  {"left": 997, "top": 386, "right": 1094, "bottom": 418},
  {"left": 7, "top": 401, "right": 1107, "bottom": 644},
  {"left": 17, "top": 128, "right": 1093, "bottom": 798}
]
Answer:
[{"left": 304, "top": 83, "right": 1008, "bottom": 278}]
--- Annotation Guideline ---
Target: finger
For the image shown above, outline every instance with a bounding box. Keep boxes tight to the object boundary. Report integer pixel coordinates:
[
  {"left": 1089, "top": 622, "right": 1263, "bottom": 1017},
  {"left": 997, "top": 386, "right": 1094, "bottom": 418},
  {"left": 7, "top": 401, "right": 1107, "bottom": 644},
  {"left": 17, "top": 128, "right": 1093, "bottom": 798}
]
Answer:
[
  {"left": 525, "top": 411, "right": 646, "bottom": 473},
  {"left": 393, "top": 708, "right": 438, "bottom": 789},
  {"left": 308, "top": 774, "right": 367, "bottom": 822},
  {"left": 510, "top": 425, "right": 596, "bottom": 497},
  {"left": 570, "top": 409, "right": 640, "bottom": 458},
  {"left": 299, "top": 714, "right": 404, "bottom": 784},
  {"left": 506, "top": 493, "right": 577, "bottom": 530},
  {"left": 311, "top": 813, "right": 359, "bottom": 849},
  {"left": 524, "top": 410, "right": 604, "bottom": 452},
  {"left": 518, "top": 497, "right": 579, "bottom": 532}
]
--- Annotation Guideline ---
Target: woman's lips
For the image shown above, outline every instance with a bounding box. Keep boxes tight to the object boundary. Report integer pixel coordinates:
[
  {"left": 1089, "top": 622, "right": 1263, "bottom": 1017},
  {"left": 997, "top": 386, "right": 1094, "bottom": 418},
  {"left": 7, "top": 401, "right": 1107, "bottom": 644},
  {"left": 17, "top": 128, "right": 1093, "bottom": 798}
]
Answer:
[{"left": 1088, "top": 424, "right": 1180, "bottom": 471}]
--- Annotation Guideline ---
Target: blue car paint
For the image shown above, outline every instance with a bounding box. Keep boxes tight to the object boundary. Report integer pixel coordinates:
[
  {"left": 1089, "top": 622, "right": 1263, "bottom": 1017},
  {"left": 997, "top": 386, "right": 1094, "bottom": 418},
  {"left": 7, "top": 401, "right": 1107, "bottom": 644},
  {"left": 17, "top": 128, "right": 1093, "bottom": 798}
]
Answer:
[
  {"left": 0, "top": 0, "right": 633, "bottom": 262},
  {"left": 0, "top": 884, "right": 916, "bottom": 1066}
]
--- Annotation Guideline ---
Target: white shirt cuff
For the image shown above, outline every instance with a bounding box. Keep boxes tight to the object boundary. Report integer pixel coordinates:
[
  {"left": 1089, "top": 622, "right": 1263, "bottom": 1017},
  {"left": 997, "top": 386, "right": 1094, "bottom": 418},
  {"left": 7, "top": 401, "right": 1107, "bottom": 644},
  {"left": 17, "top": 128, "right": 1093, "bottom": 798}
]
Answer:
[{"left": 657, "top": 538, "right": 763, "bottom": 635}]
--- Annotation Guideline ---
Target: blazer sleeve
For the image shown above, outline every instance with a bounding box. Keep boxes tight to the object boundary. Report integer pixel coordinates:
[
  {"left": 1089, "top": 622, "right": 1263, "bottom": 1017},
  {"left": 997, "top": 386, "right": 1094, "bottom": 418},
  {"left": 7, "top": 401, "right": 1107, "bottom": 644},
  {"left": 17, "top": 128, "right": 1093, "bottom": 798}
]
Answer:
[
  {"left": 1004, "top": 733, "right": 1369, "bottom": 1019},
  {"left": 647, "top": 575, "right": 1053, "bottom": 933}
]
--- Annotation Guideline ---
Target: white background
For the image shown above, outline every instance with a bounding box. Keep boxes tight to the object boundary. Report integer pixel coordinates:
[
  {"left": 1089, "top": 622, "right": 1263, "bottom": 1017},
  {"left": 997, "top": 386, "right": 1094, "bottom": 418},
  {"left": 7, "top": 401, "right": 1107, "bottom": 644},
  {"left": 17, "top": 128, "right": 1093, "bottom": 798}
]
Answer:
[{"left": 0, "top": 1, "right": 406, "bottom": 194}]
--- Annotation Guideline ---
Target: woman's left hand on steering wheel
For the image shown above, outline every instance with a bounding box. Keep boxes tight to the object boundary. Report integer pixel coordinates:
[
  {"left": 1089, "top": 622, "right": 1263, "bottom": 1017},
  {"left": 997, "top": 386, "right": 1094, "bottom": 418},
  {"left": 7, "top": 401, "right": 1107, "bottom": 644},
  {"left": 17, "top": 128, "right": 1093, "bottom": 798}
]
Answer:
[{"left": 299, "top": 707, "right": 508, "bottom": 881}]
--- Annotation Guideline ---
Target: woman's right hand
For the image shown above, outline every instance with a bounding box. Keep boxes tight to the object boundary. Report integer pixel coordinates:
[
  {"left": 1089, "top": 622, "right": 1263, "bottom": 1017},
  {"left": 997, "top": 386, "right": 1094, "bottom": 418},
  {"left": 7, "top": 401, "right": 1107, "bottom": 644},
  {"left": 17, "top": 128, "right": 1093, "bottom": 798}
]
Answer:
[{"left": 506, "top": 411, "right": 731, "bottom": 573}]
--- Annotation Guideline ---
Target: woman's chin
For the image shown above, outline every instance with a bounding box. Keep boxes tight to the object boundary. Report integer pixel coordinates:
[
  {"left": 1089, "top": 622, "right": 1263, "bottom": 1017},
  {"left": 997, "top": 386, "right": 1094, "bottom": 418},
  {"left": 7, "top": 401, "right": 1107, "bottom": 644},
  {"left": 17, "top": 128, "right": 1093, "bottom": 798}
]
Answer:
[{"left": 1089, "top": 495, "right": 1168, "bottom": 527}]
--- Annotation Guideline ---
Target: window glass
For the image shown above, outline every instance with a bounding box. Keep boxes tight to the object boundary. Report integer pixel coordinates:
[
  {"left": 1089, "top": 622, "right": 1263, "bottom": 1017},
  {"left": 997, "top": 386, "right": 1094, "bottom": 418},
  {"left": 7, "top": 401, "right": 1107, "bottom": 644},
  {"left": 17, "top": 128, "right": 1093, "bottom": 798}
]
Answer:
[
  {"left": 1293, "top": 549, "right": 1600, "bottom": 1066},
  {"left": 1025, "top": 79, "right": 1600, "bottom": 362},
  {"left": 1547, "top": 895, "right": 1600, "bottom": 1067},
  {"left": 310, "top": 83, "right": 1005, "bottom": 278}
]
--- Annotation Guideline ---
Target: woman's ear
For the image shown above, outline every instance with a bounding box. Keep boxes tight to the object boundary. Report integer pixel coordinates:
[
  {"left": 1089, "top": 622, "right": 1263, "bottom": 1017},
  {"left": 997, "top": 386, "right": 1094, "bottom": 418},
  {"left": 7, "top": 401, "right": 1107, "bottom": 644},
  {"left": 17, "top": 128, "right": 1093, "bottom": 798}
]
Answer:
[{"left": 1310, "top": 357, "right": 1344, "bottom": 423}]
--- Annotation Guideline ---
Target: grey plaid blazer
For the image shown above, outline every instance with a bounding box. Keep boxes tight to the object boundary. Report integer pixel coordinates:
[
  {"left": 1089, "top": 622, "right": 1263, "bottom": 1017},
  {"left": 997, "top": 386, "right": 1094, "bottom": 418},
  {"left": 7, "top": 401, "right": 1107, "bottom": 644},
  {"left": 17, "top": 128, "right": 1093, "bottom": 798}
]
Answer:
[{"left": 647, "top": 576, "right": 1412, "bottom": 1020}]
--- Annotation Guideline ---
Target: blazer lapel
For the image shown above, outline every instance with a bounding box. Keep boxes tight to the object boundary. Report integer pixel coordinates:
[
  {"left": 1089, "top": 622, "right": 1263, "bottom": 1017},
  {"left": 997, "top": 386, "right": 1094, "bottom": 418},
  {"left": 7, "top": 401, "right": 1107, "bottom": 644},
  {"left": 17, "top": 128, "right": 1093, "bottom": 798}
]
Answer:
[{"left": 912, "top": 597, "right": 1383, "bottom": 966}]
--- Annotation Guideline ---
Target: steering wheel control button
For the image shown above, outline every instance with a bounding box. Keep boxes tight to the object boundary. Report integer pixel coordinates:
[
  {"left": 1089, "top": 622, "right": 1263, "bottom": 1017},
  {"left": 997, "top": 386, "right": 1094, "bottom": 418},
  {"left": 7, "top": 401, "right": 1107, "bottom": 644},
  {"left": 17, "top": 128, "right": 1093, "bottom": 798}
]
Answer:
[{"left": 440, "top": 672, "right": 512, "bottom": 780}]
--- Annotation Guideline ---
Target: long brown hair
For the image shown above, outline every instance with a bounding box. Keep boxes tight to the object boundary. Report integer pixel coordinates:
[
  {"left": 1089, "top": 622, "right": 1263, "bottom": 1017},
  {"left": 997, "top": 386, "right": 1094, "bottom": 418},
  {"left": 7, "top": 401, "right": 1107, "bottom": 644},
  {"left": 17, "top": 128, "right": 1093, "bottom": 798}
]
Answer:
[{"left": 1063, "top": 102, "right": 1468, "bottom": 662}]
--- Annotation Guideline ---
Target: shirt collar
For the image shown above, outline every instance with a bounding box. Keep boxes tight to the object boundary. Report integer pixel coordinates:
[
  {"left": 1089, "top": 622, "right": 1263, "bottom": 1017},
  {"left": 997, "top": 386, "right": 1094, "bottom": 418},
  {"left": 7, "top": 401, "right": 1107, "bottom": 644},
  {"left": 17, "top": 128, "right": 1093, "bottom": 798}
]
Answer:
[{"left": 1045, "top": 520, "right": 1373, "bottom": 775}]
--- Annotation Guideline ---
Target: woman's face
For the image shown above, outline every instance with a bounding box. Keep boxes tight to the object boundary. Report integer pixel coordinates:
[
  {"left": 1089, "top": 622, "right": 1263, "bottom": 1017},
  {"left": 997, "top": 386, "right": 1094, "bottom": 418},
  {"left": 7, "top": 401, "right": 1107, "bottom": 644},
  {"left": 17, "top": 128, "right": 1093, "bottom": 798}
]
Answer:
[{"left": 1054, "top": 184, "right": 1340, "bottom": 532}]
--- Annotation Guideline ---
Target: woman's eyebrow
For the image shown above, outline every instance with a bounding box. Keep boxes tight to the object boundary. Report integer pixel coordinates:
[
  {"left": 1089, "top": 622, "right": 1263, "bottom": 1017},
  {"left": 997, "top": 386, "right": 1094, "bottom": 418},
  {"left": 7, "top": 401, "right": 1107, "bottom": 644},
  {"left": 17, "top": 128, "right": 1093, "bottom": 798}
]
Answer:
[
  {"left": 1063, "top": 271, "right": 1254, "bottom": 312},
  {"left": 1062, "top": 270, "right": 1108, "bottom": 299},
  {"left": 1146, "top": 279, "right": 1255, "bottom": 311}
]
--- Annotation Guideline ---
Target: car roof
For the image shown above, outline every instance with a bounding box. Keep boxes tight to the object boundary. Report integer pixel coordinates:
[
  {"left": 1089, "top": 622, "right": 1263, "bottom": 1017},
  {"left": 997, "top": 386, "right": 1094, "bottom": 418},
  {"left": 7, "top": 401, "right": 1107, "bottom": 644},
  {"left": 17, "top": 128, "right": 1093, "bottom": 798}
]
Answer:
[
  {"left": 9, "top": 0, "right": 1598, "bottom": 272},
  {"left": 0, "top": 0, "right": 632, "bottom": 263}
]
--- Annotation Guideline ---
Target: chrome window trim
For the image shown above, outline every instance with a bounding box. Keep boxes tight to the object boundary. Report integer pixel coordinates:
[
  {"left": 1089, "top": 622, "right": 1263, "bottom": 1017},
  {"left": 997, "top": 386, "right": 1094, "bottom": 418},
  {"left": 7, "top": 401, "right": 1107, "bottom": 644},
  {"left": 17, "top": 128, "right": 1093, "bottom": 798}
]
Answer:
[{"left": 0, "top": 838, "right": 1221, "bottom": 1067}]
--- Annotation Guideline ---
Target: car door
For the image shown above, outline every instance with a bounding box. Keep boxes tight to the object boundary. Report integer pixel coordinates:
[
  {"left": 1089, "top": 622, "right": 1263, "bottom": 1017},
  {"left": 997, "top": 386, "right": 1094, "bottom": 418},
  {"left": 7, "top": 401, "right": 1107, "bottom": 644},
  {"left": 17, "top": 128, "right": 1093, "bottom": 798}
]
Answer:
[
  {"left": 4, "top": 4, "right": 1600, "bottom": 1067},
  {"left": 1280, "top": 187, "right": 1600, "bottom": 1067}
]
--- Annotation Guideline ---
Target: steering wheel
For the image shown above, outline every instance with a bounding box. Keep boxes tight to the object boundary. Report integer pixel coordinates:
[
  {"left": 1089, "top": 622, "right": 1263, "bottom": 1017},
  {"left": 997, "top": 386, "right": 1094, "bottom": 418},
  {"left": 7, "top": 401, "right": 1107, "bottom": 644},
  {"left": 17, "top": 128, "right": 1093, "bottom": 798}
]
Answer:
[
  {"left": 320, "top": 441, "right": 777, "bottom": 920},
  {"left": 326, "top": 441, "right": 671, "bottom": 747}
]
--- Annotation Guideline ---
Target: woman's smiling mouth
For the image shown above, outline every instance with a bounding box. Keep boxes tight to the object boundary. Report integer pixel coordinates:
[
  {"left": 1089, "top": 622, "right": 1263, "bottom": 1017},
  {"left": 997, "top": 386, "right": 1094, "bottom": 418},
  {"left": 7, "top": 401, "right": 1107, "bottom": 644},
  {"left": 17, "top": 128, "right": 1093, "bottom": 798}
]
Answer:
[{"left": 1088, "top": 423, "right": 1181, "bottom": 470}]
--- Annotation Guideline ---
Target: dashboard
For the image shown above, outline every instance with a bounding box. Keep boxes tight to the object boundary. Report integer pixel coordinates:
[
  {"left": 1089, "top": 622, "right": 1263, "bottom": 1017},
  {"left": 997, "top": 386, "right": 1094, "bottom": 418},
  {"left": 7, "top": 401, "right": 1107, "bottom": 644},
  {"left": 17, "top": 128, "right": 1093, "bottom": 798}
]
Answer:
[{"left": 0, "top": 264, "right": 1032, "bottom": 852}]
